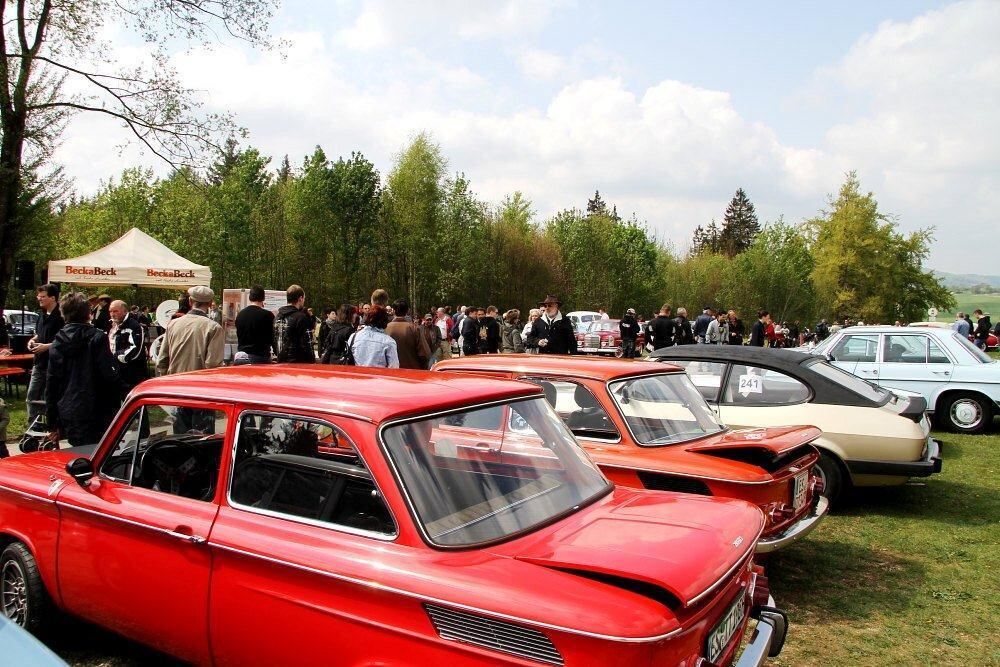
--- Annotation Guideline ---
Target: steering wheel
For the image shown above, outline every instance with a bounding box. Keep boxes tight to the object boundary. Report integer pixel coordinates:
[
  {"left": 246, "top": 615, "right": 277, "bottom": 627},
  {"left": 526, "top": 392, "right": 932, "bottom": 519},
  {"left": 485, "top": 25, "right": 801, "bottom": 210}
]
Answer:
[{"left": 139, "top": 440, "right": 213, "bottom": 500}]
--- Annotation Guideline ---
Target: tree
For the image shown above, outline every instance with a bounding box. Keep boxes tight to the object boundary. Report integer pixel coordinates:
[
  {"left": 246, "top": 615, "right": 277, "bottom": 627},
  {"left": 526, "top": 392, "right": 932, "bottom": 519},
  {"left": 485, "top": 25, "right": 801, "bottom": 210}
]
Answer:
[
  {"left": 0, "top": 0, "right": 279, "bottom": 307},
  {"left": 718, "top": 188, "right": 760, "bottom": 257},
  {"left": 691, "top": 219, "right": 722, "bottom": 255},
  {"left": 722, "top": 221, "right": 816, "bottom": 323},
  {"left": 806, "top": 172, "right": 953, "bottom": 322},
  {"left": 383, "top": 133, "right": 447, "bottom": 309}
]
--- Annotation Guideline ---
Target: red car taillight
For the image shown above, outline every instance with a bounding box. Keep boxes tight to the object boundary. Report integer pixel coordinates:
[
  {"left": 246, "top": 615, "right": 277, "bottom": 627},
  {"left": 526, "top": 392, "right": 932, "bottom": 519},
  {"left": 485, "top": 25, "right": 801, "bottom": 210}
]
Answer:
[{"left": 751, "top": 568, "right": 771, "bottom": 609}]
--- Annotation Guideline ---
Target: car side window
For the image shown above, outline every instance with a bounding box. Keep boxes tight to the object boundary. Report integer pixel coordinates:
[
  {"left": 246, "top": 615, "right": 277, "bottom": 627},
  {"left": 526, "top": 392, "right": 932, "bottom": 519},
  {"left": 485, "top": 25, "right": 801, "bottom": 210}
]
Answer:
[
  {"left": 100, "top": 403, "right": 228, "bottom": 502},
  {"left": 520, "top": 377, "right": 618, "bottom": 441},
  {"left": 230, "top": 413, "right": 395, "bottom": 537},
  {"left": 722, "top": 365, "right": 810, "bottom": 406},
  {"left": 927, "top": 338, "right": 950, "bottom": 364},
  {"left": 669, "top": 360, "right": 727, "bottom": 402},
  {"left": 100, "top": 408, "right": 145, "bottom": 483},
  {"left": 883, "top": 335, "right": 928, "bottom": 364},
  {"left": 440, "top": 405, "right": 503, "bottom": 431},
  {"left": 831, "top": 334, "right": 879, "bottom": 362}
]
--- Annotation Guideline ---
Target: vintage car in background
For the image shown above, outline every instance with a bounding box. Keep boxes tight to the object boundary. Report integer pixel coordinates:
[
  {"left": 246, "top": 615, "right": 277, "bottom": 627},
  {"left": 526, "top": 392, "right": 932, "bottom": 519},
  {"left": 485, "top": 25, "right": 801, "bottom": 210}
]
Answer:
[
  {"left": 652, "top": 346, "right": 942, "bottom": 502},
  {"left": 810, "top": 325, "right": 1000, "bottom": 433},
  {"left": 0, "top": 366, "right": 787, "bottom": 666},
  {"left": 908, "top": 321, "right": 998, "bottom": 350},
  {"left": 567, "top": 310, "right": 603, "bottom": 332},
  {"left": 575, "top": 319, "right": 647, "bottom": 356},
  {"left": 435, "top": 355, "right": 827, "bottom": 553}
]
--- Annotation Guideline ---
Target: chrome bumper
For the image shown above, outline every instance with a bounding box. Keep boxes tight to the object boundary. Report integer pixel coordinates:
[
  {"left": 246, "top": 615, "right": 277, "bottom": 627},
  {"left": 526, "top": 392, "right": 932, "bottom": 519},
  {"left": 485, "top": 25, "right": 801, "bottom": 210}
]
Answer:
[
  {"left": 756, "top": 496, "right": 829, "bottom": 554},
  {"left": 734, "top": 596, "right": 788, "bottom": 667}
]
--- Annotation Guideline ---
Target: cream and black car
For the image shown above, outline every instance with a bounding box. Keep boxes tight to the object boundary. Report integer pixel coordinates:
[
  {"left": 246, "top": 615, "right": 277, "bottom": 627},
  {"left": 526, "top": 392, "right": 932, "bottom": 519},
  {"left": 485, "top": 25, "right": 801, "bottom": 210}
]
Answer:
[{"left": 650, "top": 346, "right": 941, "bottom": 502}]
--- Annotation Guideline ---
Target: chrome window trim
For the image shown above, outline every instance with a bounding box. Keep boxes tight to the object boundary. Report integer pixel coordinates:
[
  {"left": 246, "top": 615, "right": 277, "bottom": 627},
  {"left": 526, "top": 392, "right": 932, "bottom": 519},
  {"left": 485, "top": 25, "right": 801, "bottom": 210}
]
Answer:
[
  {"left": 517, "top": 375, "right": 623, "bottom": 444},
  {"left": 377, "top": 395, "right": 612, "bottom": 550},
  {"left": 207, "top": 541, "right": 683, "bottom": 643},
  {"left": 604, "top": 371, "right": 727, "bottom": 446},
  {"left": 0, "top": 484, "right": 54, "bottom": 505},
  {"left": 227, "top": 409, "right": 399, "bottom": 542}
]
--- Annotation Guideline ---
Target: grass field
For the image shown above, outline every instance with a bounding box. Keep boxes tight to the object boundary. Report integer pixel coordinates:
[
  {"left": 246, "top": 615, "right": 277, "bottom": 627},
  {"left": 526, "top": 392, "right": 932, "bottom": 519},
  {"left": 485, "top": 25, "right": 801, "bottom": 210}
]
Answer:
[
  {"left": 2, "top": 362, "right": 998, "bottom": 666},
  {"left": 939, "top": 291, "right": 1000, "bottom": 320}
]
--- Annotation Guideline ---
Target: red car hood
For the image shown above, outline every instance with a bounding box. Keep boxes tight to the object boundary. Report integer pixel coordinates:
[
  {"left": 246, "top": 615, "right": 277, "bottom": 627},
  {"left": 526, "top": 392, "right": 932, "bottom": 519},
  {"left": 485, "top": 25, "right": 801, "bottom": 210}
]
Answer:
[
  {"left": 499, "top": 487, "right": 763, "bottom": 608},
  {"left": 685, "top": 425, "right": 820, "bottom": 455}
]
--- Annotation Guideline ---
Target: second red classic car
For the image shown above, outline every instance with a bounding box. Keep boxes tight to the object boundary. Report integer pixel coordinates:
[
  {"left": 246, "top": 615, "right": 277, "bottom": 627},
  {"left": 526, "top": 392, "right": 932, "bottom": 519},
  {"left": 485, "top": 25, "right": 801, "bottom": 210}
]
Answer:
[
  {"left": 575, "top": 319, "right": 646, "bottom": 356},
  {"left": 435, "top": 355, "right": 828, "bottom": 553},
  {"left": 0, "top": 366, "right": 786, "bottom": 666}
]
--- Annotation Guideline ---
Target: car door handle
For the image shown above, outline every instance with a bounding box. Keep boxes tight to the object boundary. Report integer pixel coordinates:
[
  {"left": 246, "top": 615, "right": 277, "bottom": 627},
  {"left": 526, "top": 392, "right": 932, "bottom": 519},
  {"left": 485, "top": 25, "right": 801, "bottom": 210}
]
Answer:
[
  {"left": 932, "top": 370, "right": 951, "bottom": 376},
  {"left": 167, "top": 526, "right": 207, "bottom": 545}
]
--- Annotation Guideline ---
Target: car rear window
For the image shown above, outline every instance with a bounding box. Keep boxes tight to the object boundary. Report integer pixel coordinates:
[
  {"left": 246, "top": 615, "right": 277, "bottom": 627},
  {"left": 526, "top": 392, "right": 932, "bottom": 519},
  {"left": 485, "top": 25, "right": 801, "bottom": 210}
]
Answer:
[{"left": 804, "top": 358, "right": 890, "bottom": 404}]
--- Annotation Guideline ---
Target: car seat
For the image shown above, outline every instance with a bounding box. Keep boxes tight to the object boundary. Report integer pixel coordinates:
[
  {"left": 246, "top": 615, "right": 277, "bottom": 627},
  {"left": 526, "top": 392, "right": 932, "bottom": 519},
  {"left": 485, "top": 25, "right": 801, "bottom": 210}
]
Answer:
[{"left": 567, "top": 385, "right": 612, "bottom": 432}]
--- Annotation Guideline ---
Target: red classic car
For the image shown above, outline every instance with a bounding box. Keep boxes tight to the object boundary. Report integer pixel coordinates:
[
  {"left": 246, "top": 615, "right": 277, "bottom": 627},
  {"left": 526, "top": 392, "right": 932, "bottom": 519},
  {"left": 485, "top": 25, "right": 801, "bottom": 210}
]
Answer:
[
  {"left": 0, "top": 366, "right": 787, "bottom": 666},
  {"left": 435, "top": 355, "right": 828, "bottom": 553},
  {"left": 575, "top": 319, "right": 646, "bottom": 356}
]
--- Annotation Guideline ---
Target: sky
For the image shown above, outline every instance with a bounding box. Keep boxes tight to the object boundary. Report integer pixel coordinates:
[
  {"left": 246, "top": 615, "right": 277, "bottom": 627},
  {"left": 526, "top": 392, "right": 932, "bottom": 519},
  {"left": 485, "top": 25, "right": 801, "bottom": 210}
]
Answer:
[{"left": 56, "top": 0, "right": 999, "bottom": 273}]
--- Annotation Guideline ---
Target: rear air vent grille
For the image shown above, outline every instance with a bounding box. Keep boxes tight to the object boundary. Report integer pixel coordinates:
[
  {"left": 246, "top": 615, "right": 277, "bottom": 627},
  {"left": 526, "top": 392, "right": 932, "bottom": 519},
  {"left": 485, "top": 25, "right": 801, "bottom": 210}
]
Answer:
[
  {"left": 425, "top": 603, "right": 564, "bottom": 665},
  {"left": 636, "top": 471, "right": 713, "bottom": 495}
]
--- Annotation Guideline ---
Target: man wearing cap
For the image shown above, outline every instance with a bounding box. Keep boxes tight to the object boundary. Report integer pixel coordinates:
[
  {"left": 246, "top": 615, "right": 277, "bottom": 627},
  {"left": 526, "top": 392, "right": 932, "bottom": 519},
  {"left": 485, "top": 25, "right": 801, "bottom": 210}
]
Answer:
[
  {"left": 155, "top": 285, "right": 225, "bottom": 376},
  {"left": 527, "top": 295, "right": 577, "bottom": 355},
  {"left": 619, "top": 308, "right": 639, "bottom": 358}
]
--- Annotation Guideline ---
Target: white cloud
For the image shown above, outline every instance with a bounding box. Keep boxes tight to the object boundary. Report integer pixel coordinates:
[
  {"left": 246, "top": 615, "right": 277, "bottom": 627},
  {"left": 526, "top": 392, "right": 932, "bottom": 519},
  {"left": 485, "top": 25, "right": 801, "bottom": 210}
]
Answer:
[
  {"left": 516, "top": 48, "right": 566, "bottom": 81},
  {"left": 812, "top": 0, "right": 1000, "bottom": 270}
]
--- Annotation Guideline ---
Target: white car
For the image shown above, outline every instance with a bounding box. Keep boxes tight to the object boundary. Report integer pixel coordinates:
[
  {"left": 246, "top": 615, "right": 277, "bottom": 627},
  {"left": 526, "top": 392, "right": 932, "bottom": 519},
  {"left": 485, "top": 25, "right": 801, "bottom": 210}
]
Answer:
[
  {"left": 812, "top": 325, "right": 1000, "bottom": 433},
  {"left": 2, "top": 310, "right": 37, "bottom": 336},
  {"left": 566, "top": 310, "right": 602, "bottom": 332}
]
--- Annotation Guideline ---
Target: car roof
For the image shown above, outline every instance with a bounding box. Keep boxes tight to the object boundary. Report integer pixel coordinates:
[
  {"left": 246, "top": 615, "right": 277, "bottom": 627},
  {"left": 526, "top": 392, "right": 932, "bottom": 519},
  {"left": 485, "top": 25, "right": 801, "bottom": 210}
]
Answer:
[
  {"left": 436, "top": 354, "right": 684, "bottom": 381},
  {"left": 834, "top": 325, "right": 951, "bottom": 335},
  {"left": 650, "top": 346, "right": 883, "bottom": 407},
  {"left": 133, "top": 365, "right": 542, "bottom": 424}
]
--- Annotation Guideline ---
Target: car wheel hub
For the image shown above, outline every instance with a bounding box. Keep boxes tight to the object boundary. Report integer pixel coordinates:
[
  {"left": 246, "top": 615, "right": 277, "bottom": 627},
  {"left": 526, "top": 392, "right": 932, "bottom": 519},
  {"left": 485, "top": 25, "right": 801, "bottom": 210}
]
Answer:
[
  {"left": 1, "top": 560, "right": 28, "bottom": 626},
  {"left": 951, "top": 400, "right": 982, "bottom": 428}
]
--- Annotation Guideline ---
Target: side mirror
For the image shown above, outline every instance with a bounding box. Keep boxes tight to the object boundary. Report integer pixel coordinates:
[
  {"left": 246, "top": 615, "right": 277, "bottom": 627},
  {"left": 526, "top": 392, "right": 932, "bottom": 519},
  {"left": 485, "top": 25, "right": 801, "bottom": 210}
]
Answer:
[{"left": 66, "top": 457, "right": 94, "bottom": 488}]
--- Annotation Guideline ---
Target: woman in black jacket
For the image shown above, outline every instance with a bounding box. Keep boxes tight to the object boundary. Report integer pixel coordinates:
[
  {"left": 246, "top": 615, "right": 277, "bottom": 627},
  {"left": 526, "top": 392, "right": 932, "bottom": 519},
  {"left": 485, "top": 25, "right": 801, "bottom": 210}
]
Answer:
[{"left": 321, "top": 304, "right": 358, "bottom": 364}]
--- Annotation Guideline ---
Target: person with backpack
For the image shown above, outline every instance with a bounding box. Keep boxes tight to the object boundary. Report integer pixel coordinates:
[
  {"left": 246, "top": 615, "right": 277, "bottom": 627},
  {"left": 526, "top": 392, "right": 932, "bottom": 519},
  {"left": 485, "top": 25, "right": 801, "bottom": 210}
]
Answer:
[
  {"left": 673, "top": 307, "right": 694, "bottom": 345},
  {"left": 321, "top": 304, "right": 358, "bottom": 364},
  {"left": 274, "top": 284, "right": 315, "bottom": 364}
]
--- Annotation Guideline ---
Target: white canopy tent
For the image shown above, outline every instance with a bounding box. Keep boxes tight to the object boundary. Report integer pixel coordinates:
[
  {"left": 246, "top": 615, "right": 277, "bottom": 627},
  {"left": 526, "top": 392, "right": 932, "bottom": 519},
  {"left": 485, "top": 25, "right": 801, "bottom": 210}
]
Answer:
[{"left": 47, "top": 228, "right": 212, "bottom": 288}]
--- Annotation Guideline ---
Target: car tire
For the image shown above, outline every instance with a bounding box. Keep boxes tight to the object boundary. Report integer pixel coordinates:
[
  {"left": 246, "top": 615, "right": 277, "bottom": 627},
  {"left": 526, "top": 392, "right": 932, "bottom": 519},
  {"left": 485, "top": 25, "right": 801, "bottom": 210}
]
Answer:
[
  {"left": 0, "top": 542, "right": 50, "bottom": 633},
  {"left": 815, "top": 452, "right": 845, "bottom": 505},
  {"left": 938, "top": 392, "right": 993, "bottom": 434}
]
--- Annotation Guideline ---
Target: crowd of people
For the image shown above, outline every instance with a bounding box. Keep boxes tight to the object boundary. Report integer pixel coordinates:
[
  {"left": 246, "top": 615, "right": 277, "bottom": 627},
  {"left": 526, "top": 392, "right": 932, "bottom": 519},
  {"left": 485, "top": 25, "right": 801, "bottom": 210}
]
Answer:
[{"left": 2, "top": 279, "right": 999, "bottom": 455}]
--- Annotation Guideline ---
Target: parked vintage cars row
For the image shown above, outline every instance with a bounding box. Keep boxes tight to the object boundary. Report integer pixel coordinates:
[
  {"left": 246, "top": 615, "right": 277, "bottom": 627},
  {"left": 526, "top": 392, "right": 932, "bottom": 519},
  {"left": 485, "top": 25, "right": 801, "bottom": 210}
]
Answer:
[
  {"left": 1, "top": 366, "right": 787, "bottom": 666},
  {"left": 651, "top": 346, "right": 942, "bottom": 502},
  {"left": 435, "top": 355, "right": 827, "bottom": 550}
]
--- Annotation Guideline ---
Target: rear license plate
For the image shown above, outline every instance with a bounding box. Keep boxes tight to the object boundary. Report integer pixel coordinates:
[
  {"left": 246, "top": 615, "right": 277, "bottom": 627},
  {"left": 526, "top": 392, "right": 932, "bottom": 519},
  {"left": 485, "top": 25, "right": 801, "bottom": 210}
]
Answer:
[
  {"left": 792, "top": 471, "right": 808, "bottom": 510},
  {"left": 706, "top": 593, "right": 747, "bottom": 663}
]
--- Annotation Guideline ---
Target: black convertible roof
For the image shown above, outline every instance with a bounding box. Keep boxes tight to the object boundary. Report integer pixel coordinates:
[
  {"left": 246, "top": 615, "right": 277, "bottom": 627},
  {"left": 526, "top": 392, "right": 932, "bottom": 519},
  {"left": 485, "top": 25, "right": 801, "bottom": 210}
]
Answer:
[{"left": 650, "top": 346, "right": 885, "bottom": 407}]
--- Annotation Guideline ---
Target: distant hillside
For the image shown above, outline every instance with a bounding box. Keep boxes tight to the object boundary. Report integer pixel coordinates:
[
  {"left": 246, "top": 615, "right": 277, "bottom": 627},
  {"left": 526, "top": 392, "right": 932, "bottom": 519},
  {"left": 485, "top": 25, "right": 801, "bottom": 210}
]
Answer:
[{"left": 934, "top": 270, "right": 1000, "bottom": 291}]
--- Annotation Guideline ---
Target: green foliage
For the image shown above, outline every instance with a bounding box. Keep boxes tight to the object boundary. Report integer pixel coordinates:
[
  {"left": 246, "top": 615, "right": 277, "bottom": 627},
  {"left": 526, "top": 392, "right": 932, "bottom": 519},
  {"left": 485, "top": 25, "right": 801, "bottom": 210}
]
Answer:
[
  {"left": 807, "top": 172, "right": 954, "bottom": 322},
  {"left": 35, "top": 140, "right": 952, "bottom": 328}
]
